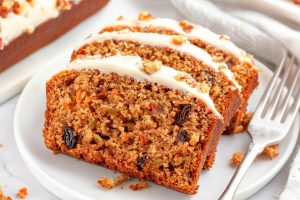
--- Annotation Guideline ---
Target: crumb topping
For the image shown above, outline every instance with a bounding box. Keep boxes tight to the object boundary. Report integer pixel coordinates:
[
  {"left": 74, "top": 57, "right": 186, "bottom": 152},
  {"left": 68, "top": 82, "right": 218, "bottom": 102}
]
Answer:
[
  {"left": 138, "top": 11, "right": 154, "bottom": 21},
  {"left": 142, "top": 60, "right": 162, "bottom": 74}
]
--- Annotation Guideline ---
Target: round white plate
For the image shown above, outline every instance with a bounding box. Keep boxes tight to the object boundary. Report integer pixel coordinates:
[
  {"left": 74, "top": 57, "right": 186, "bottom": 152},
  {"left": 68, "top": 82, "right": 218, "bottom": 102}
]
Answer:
[{"left": 14, "top": 57, "right": 299, "bottom": 200}]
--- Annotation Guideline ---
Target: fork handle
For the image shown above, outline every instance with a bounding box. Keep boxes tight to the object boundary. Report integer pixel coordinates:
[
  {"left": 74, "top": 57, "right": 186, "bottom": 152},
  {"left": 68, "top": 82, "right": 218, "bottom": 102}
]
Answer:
[{"left": 219, "top": 142, "right": 265, "bottom": 200}]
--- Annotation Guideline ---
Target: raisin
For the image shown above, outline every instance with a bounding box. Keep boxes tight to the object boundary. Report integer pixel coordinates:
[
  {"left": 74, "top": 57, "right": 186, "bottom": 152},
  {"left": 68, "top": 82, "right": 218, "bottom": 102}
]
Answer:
[
  {"left": 168, "top": 164, "right": 174, "bottom": 171},
  {"left": 175, "top": 104, "right": 192, "bottom": 126},
  {"left": 226, "top": 59, "right": 234, "bottom": 68},
  {"left": 187, "top": 171, "right": 192, "bottom": 178},
  {"left": 144, "top": 84, "right": 152, "bottom": 91},
  {"left": 63, "top": 127, "right": 77, "bottom": 148},
  {"left": 137, "top": 154, "right": 147, "bottom": 171},
  {"left": 100, "top": 135, "right": 110, "bottom": 140},
  {"left": 177, "top": 130, "right": 188, "bottom": 142}
]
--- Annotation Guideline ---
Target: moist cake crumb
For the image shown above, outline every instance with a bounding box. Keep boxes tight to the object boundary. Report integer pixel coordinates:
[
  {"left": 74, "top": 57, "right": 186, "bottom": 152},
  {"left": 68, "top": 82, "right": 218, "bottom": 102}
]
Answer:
[
  {"left": 97, "top": 174, "right": 130, "bottom": 190},
  {"left": 261, "top": 145, "right": 279, "bottom": 159},
  {"left": 16, "top": 187, "right": 28, "bottom": 199},
  {"left": 231, "top": 152, "right": 244, "bottom": 167},
  {"left": 129, "top": 180, "right": 149, "bottom": 191}
]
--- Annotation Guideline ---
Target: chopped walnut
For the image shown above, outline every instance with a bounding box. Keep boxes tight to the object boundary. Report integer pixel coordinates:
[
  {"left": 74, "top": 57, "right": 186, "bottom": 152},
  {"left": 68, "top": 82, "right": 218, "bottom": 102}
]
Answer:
[
  {"left": 16, "top": 187, "right": 28, "bottom": 199},
  {"left": 219, "top": 34, "right": 230, "bottom": 40},
  {"left": 171, "top": 35, "right": 186, "bottom": 46},
  {"left": 175, "top": 73, "right": 197, "bottom": 88},
  {"left": 97, "top": 174, "right": 130, "bottom": 190},
  {"left": 261, "top": 145, "right": 279, "bottom": 159},
  {"left": 198, "top": 82, "right": 210, "bottom": 93},
  {"left": 56, "top": 0, "right": 73, "bottom": 10},
  {"left": 138, "top": 11, "right": 154, "bottom": 21},
  {"left": 231, "top": 152, "right": 244, "bottom": 167},
  {"left": 143, "top": 60, "right": 162, "bottom": 74},
  {"left": 179, "top": 20, "right": 194, "bottom": 33},
  {"left": 129, "top": 180, "right": 149, "bottom": 191}
]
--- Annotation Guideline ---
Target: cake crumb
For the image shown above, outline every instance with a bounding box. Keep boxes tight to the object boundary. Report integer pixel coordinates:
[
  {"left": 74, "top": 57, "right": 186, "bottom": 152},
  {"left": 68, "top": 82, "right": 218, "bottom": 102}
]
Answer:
[
  {"left": 129, "top": 180, "right": 149, "bottom": 191},
  {"left": 261, "top": 145, "right": 279, "bottom": 159},
  {"left": 0, "top": 188, "right": 12, "bottom": 200},
  {"left": 16, "top": 187, "right": 28, "bottom": 199},
  {"left": 97, "top": 174, "right": 129, "bottom": 190},
  {"left": 231, "top": 152, "right": 244, "bottom": 167}
]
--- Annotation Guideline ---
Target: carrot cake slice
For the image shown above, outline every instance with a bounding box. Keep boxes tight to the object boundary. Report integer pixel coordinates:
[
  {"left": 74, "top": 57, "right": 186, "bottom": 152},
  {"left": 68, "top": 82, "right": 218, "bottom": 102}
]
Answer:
[
  {"left": 101, "top": 12, "right": 259, "bottom": 135},
  {"left": 43, "top": 55, "right": 223, "bottom": 194},
  {"left": 0, "top": 0, "right": 108, "bottom": 72},
  {"left": 71, "top": 30, "right": 242, "bottom": 168}
]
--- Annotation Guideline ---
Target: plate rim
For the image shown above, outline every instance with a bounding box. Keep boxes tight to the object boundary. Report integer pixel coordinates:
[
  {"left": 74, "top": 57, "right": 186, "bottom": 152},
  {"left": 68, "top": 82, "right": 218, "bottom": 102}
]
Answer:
[{"left": 13, "top": 58, "right": 299, "bottom": 200}]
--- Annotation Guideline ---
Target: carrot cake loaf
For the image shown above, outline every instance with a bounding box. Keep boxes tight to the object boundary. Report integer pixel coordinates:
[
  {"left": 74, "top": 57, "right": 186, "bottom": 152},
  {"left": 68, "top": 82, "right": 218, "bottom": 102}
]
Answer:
[
  {"left": 0, "top": 0, "right": 108, "bottom": 72},
  {"left": 43, "top": 55, "right": 224, "bottom": 194},
  {"left": 101, "top": 12, "right": 259, "bottom": 135},
  {"left": 71, "top": 30, "right": 242, "bottom": 168}
]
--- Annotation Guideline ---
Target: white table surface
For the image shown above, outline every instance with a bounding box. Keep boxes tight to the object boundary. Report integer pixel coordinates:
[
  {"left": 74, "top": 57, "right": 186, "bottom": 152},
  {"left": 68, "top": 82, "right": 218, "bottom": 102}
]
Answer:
[{"left": 0, "top": 0, "right": 299, "bottom": 199}]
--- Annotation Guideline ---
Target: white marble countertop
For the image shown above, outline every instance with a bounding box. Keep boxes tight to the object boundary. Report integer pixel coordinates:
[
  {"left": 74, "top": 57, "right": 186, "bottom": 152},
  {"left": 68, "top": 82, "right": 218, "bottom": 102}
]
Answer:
[{"left": 0, "top": 0, "right": 299, "bottom": 199}]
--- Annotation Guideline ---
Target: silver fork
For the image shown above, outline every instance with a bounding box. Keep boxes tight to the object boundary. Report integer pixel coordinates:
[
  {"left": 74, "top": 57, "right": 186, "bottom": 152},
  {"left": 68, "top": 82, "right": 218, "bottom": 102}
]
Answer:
[{"left": 219, "top": 51, "right": 300, "bottom": 200}]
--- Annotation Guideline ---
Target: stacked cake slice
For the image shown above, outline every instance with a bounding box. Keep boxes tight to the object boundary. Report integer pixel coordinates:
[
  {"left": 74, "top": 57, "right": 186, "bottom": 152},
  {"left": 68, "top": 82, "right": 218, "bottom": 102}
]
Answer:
[{"left": 43, "top": 13, "right": 258, "bottom": 194}]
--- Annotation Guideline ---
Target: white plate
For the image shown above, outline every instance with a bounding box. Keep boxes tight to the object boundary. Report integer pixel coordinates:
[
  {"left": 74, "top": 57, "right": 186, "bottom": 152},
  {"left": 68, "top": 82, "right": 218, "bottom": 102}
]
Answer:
[{"left": 14, "top": 56, "right": 299, "bottom": 200}]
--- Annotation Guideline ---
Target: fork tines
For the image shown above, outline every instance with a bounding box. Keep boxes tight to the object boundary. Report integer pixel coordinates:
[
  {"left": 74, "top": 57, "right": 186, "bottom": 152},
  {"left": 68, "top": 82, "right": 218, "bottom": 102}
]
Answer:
[{"left": 255, "top": 51, "right": 300, "bottom": 126}]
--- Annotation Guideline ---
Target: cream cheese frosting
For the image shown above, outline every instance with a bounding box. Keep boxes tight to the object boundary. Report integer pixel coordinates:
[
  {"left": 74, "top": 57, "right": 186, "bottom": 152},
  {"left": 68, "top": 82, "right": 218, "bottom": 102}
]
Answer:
[
  {"left": 0, "top": 0, "right": 82, "bottom": 49},
  {"left": 76, "top": 31, "right": 242, "bottom": 91},
  {"left": 67, "top": 55, "right": 222, "bottom": 118},
  {"left": 110, "top": 17, "right": 252, "bottom": 63}
]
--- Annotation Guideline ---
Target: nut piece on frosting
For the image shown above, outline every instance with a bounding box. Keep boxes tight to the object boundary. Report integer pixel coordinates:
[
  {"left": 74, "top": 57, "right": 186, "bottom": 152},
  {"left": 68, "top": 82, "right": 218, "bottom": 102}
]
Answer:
[
  {"left": 142, "top": 60, "right": 162, "bottom": 74},
  {"left": 179, "top": 20, "right": 194, "bottom": 33},
  {"left": 219, "top": 34, "right": 230, "bottom": 40},
  {"left": 138, "top": 11, "right": 154, "bottom": 21},
  {"left": 56, "top": 0, "right": 73, "bottom": 10},
  {"left": 171, "top": 35, "right": 186, "bottom": 46}
]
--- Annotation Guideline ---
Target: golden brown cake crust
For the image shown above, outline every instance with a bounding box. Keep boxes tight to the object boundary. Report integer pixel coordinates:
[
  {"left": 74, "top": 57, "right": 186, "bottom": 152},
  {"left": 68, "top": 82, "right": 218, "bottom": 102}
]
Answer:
[
  {"left": 44, "top": 69, "right": 223, "bottom": 194},
  {"left": 0, "top": 0, "right": 109, "bottom": 72}
]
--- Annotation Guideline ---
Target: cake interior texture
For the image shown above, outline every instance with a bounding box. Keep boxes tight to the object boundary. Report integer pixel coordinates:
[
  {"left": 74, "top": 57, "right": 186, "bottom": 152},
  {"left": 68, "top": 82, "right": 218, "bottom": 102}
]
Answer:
[
  {"left": 72, "top": 38, "right": 241, "bottom": 168},
  {"left": 101, "top": 17, "right": 259, "bottom": 134},
  {"left": 44, "top": 69, "right": 222, "bottom": 194}
]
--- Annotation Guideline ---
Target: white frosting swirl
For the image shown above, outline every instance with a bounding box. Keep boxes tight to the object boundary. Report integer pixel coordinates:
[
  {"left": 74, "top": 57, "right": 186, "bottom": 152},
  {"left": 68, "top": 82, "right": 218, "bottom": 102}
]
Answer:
[
  {"left": 111, "top": 17, "right": 252, "bottom": 63},
  {"left": 67, "top": 55, "right": 222, "bottom": 118},
  {"left": 76, "top": 31, "right": 242, "bottom": 90},
  {"left": 0, "top": 0, "right": 82, "bottom": 49}
]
